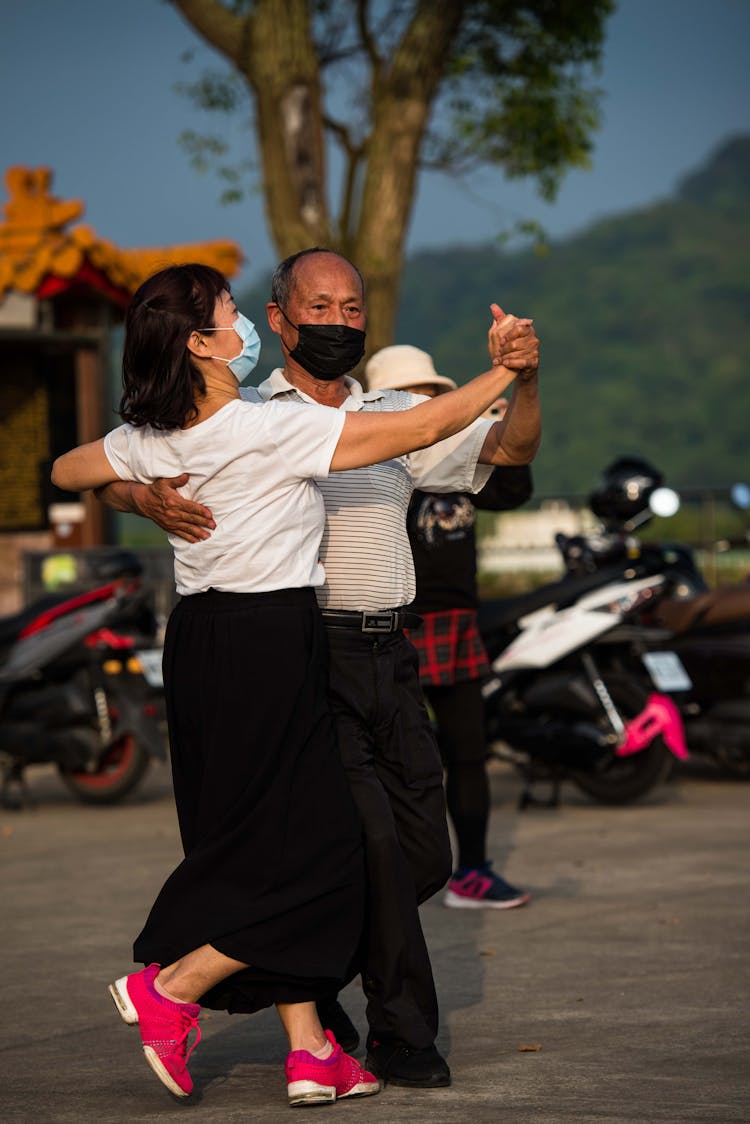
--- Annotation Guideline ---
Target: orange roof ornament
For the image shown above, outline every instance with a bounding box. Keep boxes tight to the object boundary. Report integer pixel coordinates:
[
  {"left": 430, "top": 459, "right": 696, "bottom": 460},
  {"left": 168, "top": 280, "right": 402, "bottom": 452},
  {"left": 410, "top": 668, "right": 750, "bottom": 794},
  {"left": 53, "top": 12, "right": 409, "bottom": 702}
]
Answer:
[{"left": 0, "top": 166, "right": 243, "bottom": 308}]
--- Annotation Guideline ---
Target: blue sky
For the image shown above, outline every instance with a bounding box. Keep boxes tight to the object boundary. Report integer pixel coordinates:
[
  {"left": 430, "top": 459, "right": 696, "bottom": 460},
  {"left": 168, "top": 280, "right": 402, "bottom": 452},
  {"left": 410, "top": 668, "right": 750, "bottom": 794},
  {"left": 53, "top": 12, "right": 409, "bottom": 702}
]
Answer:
[{"left": 2, "top": 0, "right": 748, "bottom": 288}]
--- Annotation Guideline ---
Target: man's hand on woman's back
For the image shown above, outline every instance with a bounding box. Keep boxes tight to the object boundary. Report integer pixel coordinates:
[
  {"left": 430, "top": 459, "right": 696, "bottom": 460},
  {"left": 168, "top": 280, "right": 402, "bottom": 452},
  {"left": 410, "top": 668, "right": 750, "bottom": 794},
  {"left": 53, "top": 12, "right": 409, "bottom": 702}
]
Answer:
[{"left": 133, "top": 476, "right": 215, "bottom": 543}]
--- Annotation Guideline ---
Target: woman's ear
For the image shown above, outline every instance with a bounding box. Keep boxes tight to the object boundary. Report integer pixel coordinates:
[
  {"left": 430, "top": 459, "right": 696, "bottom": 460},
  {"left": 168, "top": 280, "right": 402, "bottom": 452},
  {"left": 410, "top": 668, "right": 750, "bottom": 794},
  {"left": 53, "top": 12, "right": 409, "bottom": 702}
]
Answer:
[{"left": 186, "top": 330, "right": 209, "bottom": 359}]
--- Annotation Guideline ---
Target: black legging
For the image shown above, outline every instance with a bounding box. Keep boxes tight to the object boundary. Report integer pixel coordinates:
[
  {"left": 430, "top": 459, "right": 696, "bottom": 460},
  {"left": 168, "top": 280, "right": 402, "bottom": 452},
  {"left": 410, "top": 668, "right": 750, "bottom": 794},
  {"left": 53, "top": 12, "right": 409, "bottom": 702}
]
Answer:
[{"left": 423, "top": 678, "right": 489, "bottom": 871}]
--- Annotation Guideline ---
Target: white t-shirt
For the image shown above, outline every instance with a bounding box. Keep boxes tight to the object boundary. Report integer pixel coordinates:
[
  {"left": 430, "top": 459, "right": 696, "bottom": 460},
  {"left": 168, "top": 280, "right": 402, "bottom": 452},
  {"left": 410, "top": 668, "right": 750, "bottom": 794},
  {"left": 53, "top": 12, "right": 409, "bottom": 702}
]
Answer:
[
  {"left": 103, "top": 397, "right": 345, "bottom": 595},
  {"left": 243, "top": 371, "right": 493, "bottom": 611}
]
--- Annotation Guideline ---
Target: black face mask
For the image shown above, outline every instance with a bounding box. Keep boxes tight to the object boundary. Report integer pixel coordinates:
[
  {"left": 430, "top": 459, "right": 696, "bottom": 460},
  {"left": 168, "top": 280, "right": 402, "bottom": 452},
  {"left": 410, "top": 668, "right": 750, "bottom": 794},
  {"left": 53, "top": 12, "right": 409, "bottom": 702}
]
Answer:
[{"left": 279, "top": 307, "right": 366, "bottom": 381}]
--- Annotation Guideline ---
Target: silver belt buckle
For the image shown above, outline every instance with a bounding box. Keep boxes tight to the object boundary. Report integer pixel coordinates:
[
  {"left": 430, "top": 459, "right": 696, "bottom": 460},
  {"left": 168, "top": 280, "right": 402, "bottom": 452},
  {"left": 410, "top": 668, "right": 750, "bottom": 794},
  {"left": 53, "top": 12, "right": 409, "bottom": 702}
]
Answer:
[{"left": 362, "top": 611, "right": 397, "bottom": 633}]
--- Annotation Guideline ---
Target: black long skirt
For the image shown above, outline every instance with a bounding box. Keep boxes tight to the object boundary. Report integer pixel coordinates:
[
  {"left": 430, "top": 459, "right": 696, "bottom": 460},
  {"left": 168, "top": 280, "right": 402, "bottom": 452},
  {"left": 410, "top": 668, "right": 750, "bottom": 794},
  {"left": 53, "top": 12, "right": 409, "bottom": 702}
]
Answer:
[{"left": 133, "top": 588, "right": 365, "bottom": 1014}]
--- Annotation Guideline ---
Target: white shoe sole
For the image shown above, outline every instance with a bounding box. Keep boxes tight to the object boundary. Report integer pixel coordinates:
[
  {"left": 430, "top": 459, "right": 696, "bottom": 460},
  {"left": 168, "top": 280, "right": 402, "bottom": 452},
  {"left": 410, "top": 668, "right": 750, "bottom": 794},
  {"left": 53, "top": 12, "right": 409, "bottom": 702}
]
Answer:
[
  {"left": 287, "top": 1078, "right": 380, "bottom": 1107},
  {"left": 443, "top": 889, "right": 531, "bottom": 909},
  {"left": 143, "top": 1045, "right": 190, "bottom": 1098},
  {"left": 109, "top": 976, "right": 138, "bottom": 1024},
  {"left": 339, "top": 1079, "right": 380, "bottom": 1099},
  {"left": 288, "top": 1080, "right": 337, "bottom": 1106}
]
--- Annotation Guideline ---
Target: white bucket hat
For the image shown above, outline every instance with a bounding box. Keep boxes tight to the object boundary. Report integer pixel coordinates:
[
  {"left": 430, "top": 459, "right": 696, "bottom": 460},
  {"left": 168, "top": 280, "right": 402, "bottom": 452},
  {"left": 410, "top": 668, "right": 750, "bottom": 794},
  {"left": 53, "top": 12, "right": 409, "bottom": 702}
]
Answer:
[{"left": 364, "top": 344, "right": 457, "bottom": 394}]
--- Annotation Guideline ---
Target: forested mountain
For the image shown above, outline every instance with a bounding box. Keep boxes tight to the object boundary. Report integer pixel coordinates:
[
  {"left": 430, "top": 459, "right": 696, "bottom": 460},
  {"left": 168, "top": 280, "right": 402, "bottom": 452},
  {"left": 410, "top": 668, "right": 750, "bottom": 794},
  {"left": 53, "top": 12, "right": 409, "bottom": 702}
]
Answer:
[{"left": 242, "top": 135, "right": 750, "bottom": 495}]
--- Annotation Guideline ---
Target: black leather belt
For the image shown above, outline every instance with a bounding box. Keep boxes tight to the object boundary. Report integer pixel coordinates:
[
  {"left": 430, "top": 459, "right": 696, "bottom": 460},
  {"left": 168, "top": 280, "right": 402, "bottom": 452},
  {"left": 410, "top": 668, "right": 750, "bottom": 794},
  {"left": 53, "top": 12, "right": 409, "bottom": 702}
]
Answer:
[{"left": 320, "top": 608, "right": 423, "bottom": 633}]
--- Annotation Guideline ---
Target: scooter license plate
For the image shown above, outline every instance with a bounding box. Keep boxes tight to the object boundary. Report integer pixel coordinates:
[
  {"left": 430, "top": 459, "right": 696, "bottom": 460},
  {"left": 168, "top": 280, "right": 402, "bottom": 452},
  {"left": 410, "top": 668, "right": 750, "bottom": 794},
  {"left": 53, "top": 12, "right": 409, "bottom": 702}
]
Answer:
[
  {"left": 136, "top": 649, "right": 164, "bottom": 688},
  {"left": 642, "top": 651, "right": 692, "bottom": 692}
]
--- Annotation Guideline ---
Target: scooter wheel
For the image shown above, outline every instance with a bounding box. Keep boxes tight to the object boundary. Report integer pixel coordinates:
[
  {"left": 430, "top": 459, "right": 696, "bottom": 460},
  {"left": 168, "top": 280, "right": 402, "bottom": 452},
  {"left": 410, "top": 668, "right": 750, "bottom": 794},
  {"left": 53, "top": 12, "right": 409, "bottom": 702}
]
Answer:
[
  {"left": 571, "top": 739, "right": 673, "bottom": 805},
  {"left": 569, "top": 676, "right": 674, "bottom": 804},
  {"left": 58, "top": 734, "right": 150, "bottom": 805}
]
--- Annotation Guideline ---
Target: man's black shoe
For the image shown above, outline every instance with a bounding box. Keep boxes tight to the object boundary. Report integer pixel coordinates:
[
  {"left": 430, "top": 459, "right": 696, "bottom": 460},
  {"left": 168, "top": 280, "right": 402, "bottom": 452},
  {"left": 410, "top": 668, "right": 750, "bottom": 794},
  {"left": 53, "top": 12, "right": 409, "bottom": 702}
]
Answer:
[
  {"left": 315, "top": 998, "right": 360, "bottom": 1054},
  {"left": 365, "top": 1041, "right": 451, "bottom": 1088}
]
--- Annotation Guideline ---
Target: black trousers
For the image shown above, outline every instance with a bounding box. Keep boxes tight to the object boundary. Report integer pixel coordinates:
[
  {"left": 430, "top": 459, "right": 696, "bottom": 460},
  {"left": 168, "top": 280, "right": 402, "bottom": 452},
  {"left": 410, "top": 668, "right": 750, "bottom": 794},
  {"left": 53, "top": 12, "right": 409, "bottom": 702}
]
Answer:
[{"left": 325, "top": 627, "right": 452, "bottom": 1050}]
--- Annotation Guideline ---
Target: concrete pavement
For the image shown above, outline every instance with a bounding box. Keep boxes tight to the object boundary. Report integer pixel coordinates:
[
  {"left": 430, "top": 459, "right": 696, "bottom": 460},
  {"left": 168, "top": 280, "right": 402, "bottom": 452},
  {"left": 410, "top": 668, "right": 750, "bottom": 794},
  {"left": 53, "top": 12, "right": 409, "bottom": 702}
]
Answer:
[{"left": 1, "top": 759, "right": 748, "bottom": 1123}]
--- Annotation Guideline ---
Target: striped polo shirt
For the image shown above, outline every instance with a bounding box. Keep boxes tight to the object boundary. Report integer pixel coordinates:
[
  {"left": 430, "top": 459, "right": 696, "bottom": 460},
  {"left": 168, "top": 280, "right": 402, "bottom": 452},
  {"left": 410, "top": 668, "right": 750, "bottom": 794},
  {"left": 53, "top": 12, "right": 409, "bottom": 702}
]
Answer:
[{"left": 241, "top": 370, "right": 491, "bottom": 612}]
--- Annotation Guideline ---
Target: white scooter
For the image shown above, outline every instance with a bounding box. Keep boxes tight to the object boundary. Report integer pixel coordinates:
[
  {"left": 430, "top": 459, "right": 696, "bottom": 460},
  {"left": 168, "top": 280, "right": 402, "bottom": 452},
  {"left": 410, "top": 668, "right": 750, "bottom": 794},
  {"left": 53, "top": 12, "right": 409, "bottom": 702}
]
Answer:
[{"left": 478, "top": 562, "right": 688, "bottom": 807}]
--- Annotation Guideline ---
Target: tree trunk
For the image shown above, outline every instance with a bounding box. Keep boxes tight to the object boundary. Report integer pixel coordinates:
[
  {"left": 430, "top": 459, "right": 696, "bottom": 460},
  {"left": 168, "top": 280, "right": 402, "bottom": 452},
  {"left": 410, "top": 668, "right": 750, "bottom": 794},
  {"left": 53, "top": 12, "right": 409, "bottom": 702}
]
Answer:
[
  {"left": 353, "top": 88, "right": 431, "bottom": 356},
  {"left": 243, "top": 0, "right": 332, "bottom": 254},
  {"left": 173, "top": 0, "right": 332, "bottom": 255},
  {"left": 353, "top": 2, "right": 467, "bottom": 357}
]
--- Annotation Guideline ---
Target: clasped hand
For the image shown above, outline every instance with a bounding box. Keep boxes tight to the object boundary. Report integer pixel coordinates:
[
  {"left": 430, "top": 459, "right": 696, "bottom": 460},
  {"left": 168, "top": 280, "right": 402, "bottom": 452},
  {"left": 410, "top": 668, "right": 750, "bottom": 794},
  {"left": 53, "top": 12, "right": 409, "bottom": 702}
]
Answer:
[{"left": 487, "top": 303, "right": 539, "bottom": 381}]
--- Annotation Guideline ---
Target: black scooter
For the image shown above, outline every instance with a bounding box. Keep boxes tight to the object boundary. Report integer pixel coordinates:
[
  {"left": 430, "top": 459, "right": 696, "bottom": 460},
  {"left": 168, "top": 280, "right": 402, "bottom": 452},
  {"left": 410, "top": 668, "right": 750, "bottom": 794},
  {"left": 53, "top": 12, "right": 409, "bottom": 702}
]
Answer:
[
  {"left": 0, "top": 550, "right": 166, "bottom": 807},
  {"left": 557, "top": 460, "right": 750, "bottom": 776}
]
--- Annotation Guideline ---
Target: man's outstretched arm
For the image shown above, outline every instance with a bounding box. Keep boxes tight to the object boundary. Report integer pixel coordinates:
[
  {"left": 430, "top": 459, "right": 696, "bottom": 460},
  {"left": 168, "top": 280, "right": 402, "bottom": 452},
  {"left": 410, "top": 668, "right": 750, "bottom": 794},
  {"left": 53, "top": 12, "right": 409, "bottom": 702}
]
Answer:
[
  {"left": 478, "top": 376, "right": 541, "bottom": 466},
  {"left": 96, "top": 477, "right": 215, "bottom": 543},
  {"left": 479, "top": 302, "right": 541, "bottom": 466}
]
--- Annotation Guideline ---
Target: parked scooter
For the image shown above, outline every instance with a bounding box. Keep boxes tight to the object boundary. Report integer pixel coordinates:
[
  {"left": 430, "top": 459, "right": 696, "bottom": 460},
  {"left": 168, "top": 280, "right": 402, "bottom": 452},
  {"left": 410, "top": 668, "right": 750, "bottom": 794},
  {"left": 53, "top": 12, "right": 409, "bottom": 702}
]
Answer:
[
  {"left": 478, "top": 560, "right": 688, "bottom": 808},
  {"left": 557, "top": 458, "right": 750, "bottom": 776},
  {"left": 0, "top": 550, "right": 166, "bottom": 807}
]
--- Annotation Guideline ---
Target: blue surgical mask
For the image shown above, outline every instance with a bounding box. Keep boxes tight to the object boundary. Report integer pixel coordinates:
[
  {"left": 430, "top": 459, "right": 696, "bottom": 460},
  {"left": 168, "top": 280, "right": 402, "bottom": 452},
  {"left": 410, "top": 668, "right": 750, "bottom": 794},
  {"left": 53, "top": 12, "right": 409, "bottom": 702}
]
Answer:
[{"left": 201, "top": 312, "right": 262, "bottom": 382}]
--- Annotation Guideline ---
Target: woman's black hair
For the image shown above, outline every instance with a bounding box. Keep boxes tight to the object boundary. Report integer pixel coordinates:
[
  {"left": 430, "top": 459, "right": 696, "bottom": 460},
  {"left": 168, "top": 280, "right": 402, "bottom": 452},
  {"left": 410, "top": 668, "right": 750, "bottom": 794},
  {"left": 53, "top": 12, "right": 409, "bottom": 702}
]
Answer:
[{"left": 120, "top": 263, "right": 229, "bottom": 430}]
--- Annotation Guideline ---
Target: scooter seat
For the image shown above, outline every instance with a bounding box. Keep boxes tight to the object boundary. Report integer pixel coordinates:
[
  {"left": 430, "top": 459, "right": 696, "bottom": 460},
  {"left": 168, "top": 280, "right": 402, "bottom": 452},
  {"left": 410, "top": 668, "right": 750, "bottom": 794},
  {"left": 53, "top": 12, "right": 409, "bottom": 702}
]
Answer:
[
  {"left": 0, "top": 593, "right": 79, "bottom": 648},
  {"left": 478, "top": 563, "right": 628, "bottom": 634},
  {"left": 654, "top": 584, "right": 750, "bottom": 634}
]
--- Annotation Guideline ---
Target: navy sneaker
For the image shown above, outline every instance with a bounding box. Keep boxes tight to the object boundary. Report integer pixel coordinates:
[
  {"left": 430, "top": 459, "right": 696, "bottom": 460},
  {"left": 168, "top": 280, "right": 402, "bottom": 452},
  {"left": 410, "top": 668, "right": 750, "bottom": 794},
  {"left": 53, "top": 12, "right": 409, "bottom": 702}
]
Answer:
[{"left": 444, "top": 862, "right": 531, "bottom": 909}]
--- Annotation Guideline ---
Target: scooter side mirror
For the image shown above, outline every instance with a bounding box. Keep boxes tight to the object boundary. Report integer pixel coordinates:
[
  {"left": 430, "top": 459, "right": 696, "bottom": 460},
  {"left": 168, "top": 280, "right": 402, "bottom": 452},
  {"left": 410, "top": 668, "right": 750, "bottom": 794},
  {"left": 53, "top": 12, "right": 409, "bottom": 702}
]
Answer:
[
  {"left": 649, "top": 487, "right": 680, "bottom": 518},
  {"left": 730, "top": 483, "right": 750, "bottom": 511}
]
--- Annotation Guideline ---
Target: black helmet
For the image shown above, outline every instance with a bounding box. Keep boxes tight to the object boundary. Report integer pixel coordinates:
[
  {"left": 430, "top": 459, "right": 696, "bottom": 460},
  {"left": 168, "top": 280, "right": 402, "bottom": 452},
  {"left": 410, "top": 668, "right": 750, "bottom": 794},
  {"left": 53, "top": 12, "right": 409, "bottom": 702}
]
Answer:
[{"left": 589, "top": 456, "right": 664, "bottom": 528}]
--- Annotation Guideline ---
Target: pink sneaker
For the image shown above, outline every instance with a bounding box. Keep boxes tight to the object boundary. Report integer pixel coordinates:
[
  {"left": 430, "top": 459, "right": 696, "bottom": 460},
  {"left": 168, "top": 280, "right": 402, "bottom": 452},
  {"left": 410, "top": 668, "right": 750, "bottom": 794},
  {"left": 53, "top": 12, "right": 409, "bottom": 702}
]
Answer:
[
  {"left": 285, "top": 1030, "right": 380, "bottom": 1106},
  {"left": 109, "top": 963, "right": 201, "bottom": 1097}
]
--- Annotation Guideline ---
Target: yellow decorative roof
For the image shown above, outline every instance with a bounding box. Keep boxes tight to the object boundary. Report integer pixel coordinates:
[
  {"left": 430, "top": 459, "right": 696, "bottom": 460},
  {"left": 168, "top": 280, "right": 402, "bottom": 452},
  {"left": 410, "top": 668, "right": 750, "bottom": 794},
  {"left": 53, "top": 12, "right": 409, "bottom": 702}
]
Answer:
[{"left": 0, "top": 166, "right": 242, "bottom": 305}]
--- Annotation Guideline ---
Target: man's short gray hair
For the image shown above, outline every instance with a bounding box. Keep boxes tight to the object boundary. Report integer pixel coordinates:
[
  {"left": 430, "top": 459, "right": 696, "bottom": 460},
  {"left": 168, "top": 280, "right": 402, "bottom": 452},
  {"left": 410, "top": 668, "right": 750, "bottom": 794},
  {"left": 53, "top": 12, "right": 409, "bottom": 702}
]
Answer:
[{"left": 270, "top": 247, "right": 365, "bottom": 308}]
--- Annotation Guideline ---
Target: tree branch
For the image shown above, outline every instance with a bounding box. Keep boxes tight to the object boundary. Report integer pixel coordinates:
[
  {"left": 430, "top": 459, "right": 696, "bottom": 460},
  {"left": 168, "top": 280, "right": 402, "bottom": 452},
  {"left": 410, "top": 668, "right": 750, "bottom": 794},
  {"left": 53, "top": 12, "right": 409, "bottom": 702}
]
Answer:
[
  {"left": 169, "top": 0, "right": 246, "bottom": 65},
  {"left": 356, "top": 0, "right": 381, "bottom": 69},
  {"left": 323, "top": 114, "right": 358, "bottom": 155},
  {"left": 323, "top": 115, "right": 366, "bottom": 250}
]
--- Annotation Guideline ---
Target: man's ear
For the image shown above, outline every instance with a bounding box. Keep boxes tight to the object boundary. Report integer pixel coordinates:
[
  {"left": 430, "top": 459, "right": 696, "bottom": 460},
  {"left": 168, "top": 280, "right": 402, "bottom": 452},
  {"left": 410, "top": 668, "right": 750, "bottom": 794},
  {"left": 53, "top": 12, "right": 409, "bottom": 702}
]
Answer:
[
  {"left": 266, "top": 302, "right": 282, "bottom": 335},
  {"left": 186, "top": 330, "right": 209, "bottom": 359}
]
